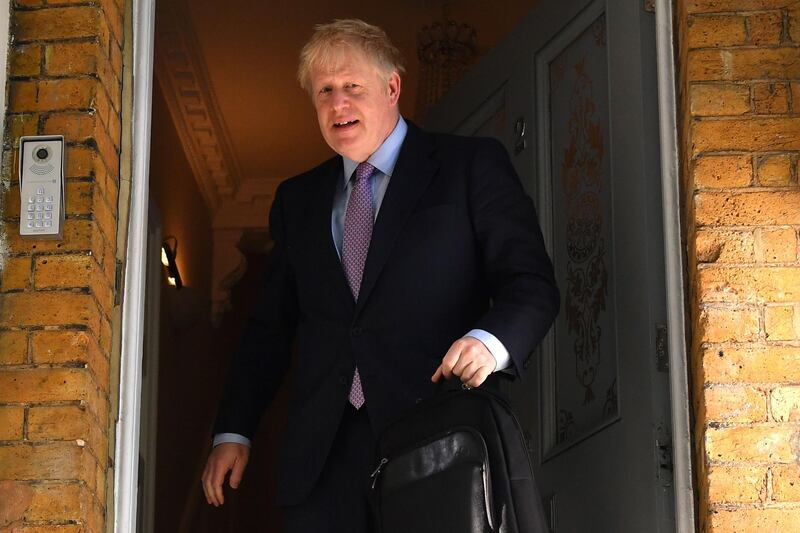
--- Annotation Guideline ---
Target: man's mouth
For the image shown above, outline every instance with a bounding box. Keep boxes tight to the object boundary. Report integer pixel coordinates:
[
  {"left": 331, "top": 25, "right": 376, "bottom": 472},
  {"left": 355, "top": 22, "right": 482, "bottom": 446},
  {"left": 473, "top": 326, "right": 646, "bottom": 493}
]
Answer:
[{"left": 333, "top": 120, "right": 359, "bottom": 128}]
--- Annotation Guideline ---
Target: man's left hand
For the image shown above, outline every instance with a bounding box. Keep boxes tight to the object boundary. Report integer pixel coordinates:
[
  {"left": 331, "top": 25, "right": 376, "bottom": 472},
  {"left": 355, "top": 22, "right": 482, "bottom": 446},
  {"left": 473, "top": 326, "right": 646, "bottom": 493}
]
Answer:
[{"left": 431, "top": 336, "right": 497, "bottom": 388}]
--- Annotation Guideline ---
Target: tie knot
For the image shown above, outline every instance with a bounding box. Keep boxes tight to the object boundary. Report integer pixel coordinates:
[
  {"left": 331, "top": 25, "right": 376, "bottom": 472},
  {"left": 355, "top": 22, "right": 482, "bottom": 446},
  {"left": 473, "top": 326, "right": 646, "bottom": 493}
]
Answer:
[{"left": 354, "top": 162, "right": 376, "bottom": 182}]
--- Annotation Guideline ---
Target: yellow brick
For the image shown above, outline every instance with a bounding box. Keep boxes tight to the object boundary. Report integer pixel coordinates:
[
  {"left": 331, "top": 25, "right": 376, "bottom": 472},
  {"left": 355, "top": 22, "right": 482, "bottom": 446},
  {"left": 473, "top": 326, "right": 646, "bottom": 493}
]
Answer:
[
  {"left": 688, "top": 48, "right": 800, "bottom": 81},
  {"left": 13, "top": 481, "right": 86, "bottom": 522},
  {"left": 698, "top": 266, "right": 800, "bottom": 304},
  {"left": 771, "top": 464, "right": 800, "bottom": 501},
  {"left": 765, "top": 305, "right": 797, "bottom": 341},
  {"left": 6, "top": 525, "right": 85, "bottom": 533},
  {"left": 2, "top": 181, "right": 21, "bottom": 218},
  {"left": 64, "top": 180, "right": 95, "bottom": 216},
  {"left": 709, "top": 508, "right": 800, "bottom": 532},
  {"left": 34, "top": 254, "right": 93, "bottom": 289},
  {"left": 0, "top": 368, "right": 108, "bottom": 427},
  {"left": 696, "top": 229, "right": 755, "bottom": 263},
  {"left": 27, "top": 405, "right": 105, "bottom": 460},
  {"left": 688, "top": 0, "right": 799, "bottom": 12},
  {"left": 0, "top": 368, "right": 92, "bottom": 404},
  {"left": 791, "top": 6, "right": 800, "bottom": 43},
  {"left": 0, "top": 330, "right": 27, "bottom": 365},
  {"left": 705, "top": 425, "right": 796, "bottom": 462},
  {"left": 65, "top": 145, "right": 98, "bottom": 179},
  {"left": 8, "top": 78, "right": 101, "bottom": 113},
  {"left": 696, "top": 191, "right": 800, "bottom": 227},
  {"left": 5, "top": 113, "right": 39, "bottom": 141},
  {"left": 703, "top": 344, "right": 800, "bottom": 383},
  {"left": 0, "top": 406, "right": 25, "bottom": 440},
  {"left": 756, "top": 154, "right": 792, "bottom": 186},
  {"left": 1, "top": 256, "right": 32, "bottom": 291},
  {"left": 687, "top": 15, "right": 747, "bottom": 48},
  {"left": 748, "top": 11, "right": 783, "bottom": 46},
  {"left": 690, "top": 84, "right": 750, "bottom": 116},
  {"left": 792, "top": 82, "right": 800, "bottom": 112},
  {"left": 707, "top": 464, "right": 767, "bottom": 503},
  {"left": 771, "top": 386, "right": 800, "bottom": 421},
  {"left": 43, "top": 113, "right": 100, "bottom": 145},
  {"left": 12, "top": 7, "right": 104, "bottom": 42},
  {"left": 753, "top": 83, "right": 790, "bottom": 114},
  {"left": 28, "top": 405, "right": 88, "bottom": 441},
  {"left": 692, "top": 117, "right": 800, "bottom": 154},
  {"left": 9, "top": 44, "right": 41, "bottom": 77},
  {"left": 0, "top": 442, "right": 95, "bottom": 485},
  {"left": 44, "top": 41, "right": 99, "bottom": 76},
  {"left": 699, "top": 306, "right": 760, "bottom": 343},
  {"left": 30, "top": 331, "right": 107, "bottom": 390},
  {"left": 704, "top": 386, "right": 766, "bottom": 423},
  {"left": 0, "top": 292, "right": 100, "bottom": 336},
  {"left": 693, "top": 154, "right": 753, "bottom": 188},
  {"left": 756, "top": 227, "right": 797, "bottom": 263}
]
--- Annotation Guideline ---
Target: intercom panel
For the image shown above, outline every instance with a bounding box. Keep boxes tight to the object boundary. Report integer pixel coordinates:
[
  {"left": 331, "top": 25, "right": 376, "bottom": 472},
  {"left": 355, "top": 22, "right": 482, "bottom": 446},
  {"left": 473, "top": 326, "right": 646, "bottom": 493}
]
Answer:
[{"left": 19, "top": 135, "right": 65, "bottom": 239}]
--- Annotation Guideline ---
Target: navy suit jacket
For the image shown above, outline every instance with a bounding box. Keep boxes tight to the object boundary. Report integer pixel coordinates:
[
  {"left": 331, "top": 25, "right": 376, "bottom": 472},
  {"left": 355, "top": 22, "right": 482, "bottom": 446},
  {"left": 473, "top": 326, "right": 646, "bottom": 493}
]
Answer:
[{"left": 213, "top": 122, "right": 559, "bottom": 505}]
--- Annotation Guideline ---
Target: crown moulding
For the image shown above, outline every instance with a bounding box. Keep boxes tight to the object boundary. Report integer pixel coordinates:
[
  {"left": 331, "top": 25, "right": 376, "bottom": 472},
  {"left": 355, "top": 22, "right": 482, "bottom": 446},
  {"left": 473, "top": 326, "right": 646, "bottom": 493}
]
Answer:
[{"left": 155, "top": 0, "right": 279, "bottom": 325}]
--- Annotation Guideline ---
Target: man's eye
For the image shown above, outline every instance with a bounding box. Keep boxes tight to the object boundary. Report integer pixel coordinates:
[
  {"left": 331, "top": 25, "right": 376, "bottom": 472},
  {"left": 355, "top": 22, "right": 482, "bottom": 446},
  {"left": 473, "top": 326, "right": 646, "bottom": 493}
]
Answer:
[{"left": 319, "top": 87, "right": 332, "bottom": 94}]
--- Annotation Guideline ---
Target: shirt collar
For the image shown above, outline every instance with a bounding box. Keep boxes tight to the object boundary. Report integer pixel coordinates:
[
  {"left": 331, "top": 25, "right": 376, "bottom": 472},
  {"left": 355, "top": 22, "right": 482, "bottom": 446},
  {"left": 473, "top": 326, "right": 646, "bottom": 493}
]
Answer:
[{"left": 342, "top": 116, "right": 408, "bottom": 188}]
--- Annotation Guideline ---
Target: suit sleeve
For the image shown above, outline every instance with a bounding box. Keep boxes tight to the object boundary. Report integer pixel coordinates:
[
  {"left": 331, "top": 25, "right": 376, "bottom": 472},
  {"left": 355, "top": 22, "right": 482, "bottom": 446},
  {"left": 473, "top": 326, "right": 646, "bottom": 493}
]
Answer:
[
  {"left": 468, "top": 137, "right": 560, "bottom": 377},
  {"left": 212, "top": 183, "right": 298, "bottom": 440}
]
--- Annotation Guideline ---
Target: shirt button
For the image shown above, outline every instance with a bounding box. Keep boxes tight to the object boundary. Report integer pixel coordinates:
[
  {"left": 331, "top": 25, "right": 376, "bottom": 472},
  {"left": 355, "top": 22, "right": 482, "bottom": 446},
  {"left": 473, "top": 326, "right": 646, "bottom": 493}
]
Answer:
[{"left": 351, "top": 326, "right": 363, "bottom": 337}]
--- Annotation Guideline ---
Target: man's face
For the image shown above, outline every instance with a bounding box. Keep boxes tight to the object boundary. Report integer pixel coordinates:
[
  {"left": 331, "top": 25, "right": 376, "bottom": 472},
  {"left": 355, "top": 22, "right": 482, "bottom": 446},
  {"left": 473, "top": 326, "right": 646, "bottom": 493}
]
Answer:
[{"left": 310, "top": 48, "right": 401, "bottom": 162}]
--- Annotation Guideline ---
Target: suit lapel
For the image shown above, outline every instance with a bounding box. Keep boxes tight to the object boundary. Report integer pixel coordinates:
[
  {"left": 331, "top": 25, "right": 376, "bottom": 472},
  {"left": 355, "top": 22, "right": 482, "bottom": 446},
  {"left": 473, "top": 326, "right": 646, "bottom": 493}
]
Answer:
[
  {"left": 355, "top": 124, "right": 439, "bottom": 316},
  {"left": 310, "top": 156, "right": 356, "bottom": 312}
]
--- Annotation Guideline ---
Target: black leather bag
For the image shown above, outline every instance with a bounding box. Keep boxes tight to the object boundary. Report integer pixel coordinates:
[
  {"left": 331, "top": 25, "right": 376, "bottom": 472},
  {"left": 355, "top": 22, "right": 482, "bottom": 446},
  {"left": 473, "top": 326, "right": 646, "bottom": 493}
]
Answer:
[{"left": 369, "top": 387, "right": 549, "bottom": 533}]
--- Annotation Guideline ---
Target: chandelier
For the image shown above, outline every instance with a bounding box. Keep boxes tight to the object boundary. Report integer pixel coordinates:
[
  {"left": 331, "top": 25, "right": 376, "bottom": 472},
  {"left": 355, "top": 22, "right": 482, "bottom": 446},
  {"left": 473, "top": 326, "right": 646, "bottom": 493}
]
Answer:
[{"left": 415, "top": 3, "right": 478, "bottom": 122}]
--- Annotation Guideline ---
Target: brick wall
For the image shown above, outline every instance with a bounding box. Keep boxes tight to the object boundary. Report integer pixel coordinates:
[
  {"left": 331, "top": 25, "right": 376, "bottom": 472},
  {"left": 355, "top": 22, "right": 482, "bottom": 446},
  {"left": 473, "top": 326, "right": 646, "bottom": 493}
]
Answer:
[
  {"left": 0, "top": 0, "right": 124, "bottom": 531},
  {"left": 678, "top": 0, "right": 800, "bottom": 531}
]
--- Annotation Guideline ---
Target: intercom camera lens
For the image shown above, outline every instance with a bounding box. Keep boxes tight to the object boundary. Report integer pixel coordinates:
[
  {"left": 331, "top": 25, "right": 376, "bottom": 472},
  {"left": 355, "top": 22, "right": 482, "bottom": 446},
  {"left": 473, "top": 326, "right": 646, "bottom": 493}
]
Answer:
[{"left": 35, "top": 148, "right": 49, "bottom": 160}]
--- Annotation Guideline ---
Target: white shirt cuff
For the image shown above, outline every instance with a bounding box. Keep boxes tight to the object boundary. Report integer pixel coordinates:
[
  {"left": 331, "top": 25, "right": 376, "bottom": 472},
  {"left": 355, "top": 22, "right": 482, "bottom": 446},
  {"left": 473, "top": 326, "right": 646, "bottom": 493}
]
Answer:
[
  {"left": 213, "top": 433, "right": 252, "bottom": 448},
  {"left": 465, "top": 329, "right": 511, "bottom": 372}
]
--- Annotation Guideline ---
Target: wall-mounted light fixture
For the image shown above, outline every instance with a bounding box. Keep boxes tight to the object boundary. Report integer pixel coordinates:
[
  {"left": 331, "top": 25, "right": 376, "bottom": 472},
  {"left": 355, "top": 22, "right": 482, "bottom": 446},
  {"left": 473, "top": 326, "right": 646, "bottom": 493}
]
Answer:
[{"left": 161, "top": 236, "right": 183, "bottom": 289}]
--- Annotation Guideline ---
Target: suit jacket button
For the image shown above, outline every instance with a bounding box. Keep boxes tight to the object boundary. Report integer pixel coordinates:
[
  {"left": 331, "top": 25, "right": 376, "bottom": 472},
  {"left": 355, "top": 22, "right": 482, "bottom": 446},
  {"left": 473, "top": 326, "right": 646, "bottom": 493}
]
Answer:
[{"left": 351, "top": 326, "right": 363, "bottom": 337}]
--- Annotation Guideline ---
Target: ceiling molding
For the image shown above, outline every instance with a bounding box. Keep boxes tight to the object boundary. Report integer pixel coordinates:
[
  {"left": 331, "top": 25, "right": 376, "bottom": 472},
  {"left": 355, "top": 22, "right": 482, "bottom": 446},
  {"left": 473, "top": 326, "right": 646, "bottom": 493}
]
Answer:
[
  {"left": 154, "top": 0, "right": 243, "bottom": 212},
  {"left": 156, "top": 0, "right": 284, "bottom": 323}
]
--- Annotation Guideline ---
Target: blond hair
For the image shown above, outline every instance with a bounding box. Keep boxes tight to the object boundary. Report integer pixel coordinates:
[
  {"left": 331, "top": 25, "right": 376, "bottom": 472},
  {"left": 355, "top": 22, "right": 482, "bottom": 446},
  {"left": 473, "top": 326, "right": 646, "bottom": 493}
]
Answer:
[{"left": 297, "top": 19, "right": 405, "bottom": 94}]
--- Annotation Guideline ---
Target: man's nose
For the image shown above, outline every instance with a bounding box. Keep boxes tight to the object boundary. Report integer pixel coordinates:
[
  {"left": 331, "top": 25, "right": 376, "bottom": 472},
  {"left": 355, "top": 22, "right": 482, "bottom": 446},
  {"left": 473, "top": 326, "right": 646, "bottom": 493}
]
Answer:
[{"left": 331, "top": 89, "right": 349, "bottom": 111}]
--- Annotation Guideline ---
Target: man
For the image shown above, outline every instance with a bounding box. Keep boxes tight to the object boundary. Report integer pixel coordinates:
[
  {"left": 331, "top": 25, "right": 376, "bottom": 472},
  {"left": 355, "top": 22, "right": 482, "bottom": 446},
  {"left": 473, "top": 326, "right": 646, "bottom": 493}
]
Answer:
[{"left": 202, "top": 19, "right": 559, "bottom": 532}]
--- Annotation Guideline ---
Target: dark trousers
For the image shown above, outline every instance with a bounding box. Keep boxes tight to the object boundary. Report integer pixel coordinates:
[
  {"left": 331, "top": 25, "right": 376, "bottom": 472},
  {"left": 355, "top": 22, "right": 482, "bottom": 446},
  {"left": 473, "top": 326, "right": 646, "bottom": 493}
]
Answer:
[{"left": 282, "top": 405, "right": 376, "bottom": 533}]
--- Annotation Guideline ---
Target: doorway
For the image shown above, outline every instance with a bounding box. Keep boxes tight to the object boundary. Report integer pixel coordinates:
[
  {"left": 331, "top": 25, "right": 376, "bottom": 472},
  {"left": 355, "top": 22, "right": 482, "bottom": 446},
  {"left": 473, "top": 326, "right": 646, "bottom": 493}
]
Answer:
[{"left": 117, "top": 2, "right": 688, "bottom": 531}]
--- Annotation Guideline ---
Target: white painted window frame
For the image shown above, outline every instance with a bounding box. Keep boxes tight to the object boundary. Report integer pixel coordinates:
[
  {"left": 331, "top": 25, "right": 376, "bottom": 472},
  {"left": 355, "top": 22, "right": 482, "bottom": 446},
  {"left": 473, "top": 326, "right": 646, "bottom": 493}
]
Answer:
[{"left": 116, "top": 0, "right": 694, "bottom": 531}]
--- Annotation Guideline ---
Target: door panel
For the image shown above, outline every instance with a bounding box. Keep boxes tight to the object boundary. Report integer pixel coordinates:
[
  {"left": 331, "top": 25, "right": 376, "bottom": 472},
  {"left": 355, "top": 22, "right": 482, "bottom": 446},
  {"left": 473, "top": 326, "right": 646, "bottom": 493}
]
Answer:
[{"left": 425, "top": 1, "right": 673, "bottom": 532}]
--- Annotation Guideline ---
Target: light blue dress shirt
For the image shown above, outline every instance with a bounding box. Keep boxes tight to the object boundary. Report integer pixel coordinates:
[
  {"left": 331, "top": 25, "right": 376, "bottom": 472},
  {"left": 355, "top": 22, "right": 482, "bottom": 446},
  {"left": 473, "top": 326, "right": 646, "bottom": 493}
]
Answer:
[{"left": 213, "top": 116, "right": 510, "bottom": 448}]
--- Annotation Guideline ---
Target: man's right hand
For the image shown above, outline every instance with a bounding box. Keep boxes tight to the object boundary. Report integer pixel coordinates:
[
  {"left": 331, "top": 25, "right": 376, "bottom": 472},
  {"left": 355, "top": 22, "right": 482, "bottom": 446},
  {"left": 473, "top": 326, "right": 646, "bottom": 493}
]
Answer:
[{"left": 202, "top": 442, "right": 250, "bottom": 507}]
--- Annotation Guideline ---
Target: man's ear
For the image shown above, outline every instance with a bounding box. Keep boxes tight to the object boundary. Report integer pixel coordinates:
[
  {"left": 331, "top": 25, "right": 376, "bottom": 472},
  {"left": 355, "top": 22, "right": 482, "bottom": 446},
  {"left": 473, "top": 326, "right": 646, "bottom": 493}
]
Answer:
[{"left": 387, "top": 71, "right": 401, "bottom": 105}]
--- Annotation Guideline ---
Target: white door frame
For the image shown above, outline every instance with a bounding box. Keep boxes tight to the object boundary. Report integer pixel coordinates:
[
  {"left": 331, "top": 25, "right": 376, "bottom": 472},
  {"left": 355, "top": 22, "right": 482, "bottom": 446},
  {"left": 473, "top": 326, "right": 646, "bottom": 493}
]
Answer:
[
  {"left": 115, "top": 0, "right": 694, "bottom": 531},
  {"left": 0, "top": 0, "right": 10, "bottom": 150},
  {"left": 114, "top": 0, "right": 155, "bottom": 529},
  {"left": 654, "top": 0, "right": 695, "bottom": 530}
]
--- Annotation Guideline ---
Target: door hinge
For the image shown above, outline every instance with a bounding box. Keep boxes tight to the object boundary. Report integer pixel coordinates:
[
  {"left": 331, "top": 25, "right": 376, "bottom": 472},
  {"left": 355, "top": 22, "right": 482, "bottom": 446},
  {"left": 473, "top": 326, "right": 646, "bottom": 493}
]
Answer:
[
  {"left": 655, "top": 423, "right": 673, "bottom": 486},
  {"left": 655, "top": 323, "right": 669, "bottom": 373},
  {"left": 644, "top": 0, "right": 655, "bottom": 13},
  {"left": 114, "top": 259, "right": 125, "bottom": 306}
]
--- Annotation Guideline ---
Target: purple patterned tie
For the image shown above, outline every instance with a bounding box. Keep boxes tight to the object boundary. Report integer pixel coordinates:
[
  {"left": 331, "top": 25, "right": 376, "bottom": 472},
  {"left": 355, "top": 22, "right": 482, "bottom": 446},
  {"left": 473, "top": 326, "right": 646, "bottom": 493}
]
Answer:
[{"left": 342, "top": 162, "right": 375, "bottom": 409}]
